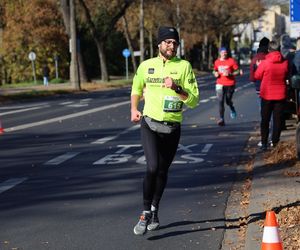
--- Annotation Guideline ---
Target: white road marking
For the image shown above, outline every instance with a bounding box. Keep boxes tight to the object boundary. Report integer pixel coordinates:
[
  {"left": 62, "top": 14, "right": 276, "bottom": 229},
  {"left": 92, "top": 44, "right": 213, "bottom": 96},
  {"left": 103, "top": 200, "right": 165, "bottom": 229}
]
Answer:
[
  {"left": 91, "top": 136, "right": 118, "bottom": 144},
  {"left": 0, "top": 177, "right": 28, "bottom": 194},
  {"left": 0, "top": 102, "right": 49, "bottom": 110},
  {"left": 60, "top": 101, "right": 74, "bottom": 105},
  {"left": 91, "top": 124, "right": 140, "bottom": 145},
  {"left": 0, "top": 106, "right": 48, "bottom": 116},
  {"left": 199, "top": 99, "right": 210, "bottom": 103},
  {"left": 67, "top": 104, "right": 89, "bottom": 107},
  {"left": 44, "top": 152, "right": 80, "bottom": 165},
  {"left": 80, "top": 98, "right": 92, "bottom": 102},
  {"left": 5, "top": 100, "right": 130, "bottom": 132},
  {"left": 201, "top": 144, "right": 213, "bottom": 153}
]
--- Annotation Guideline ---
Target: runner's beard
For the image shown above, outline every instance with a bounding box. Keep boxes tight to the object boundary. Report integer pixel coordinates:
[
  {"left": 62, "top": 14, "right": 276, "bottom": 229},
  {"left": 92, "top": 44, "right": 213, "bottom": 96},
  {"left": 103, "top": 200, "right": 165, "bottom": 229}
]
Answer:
[{"left": 159, "top": 48, "right": 176, "bottom": 60}]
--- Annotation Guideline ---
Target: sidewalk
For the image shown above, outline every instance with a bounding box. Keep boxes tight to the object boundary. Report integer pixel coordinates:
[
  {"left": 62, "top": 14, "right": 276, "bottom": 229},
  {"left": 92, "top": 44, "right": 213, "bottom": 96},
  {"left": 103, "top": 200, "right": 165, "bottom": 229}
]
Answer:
[
  {"left": 244, "top": 120, "right": 300, "bottom": 249},
  {"left": 223, "top": 119, "right": 300, "bottom": 249}
]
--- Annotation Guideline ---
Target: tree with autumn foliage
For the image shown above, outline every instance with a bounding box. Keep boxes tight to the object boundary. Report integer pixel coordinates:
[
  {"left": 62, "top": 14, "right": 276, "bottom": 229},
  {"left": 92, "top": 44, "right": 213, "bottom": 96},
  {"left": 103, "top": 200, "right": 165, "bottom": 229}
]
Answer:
[
  {"left": 2, "top": 0, "right": 68, "bottom": 83},
  {"left": 75, "top": 0, "right": 134, "bottom": 82},
  {"left": 173, "top": 0, "right": 265, "bottom": 69}
]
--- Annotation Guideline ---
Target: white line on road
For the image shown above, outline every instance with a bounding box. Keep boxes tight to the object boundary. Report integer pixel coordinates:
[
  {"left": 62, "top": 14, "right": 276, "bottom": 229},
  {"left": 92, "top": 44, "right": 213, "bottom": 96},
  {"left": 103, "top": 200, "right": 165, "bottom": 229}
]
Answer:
[
  {"left": 0, "top": 102, "right": 49, "bottom": 110},
  {"left": 44, "top": 152, "right": 80, "bottom": 165},
  {"left": 0, "top": 106, "right": 48, "bottom": 116},
  {"left": 0, "top": 177, "right": 28, "bottom": 194},
  {"left": 201, "top": 144, "right": 213, "bottom": 153},
  {"left": 91, "top": 124, "right": 140, "bottom": 145},
  {"left": 5, "top": 100, "right": 130, "bottom": 132},
  {"left": 59, "top": 101, "right": 74, "bottom": 105},
  {"left": 199, "top": 99, "right": 210, "bottom": 103},
  {"left": 91, "top": 136, "right": 118, "bottom": 144}
]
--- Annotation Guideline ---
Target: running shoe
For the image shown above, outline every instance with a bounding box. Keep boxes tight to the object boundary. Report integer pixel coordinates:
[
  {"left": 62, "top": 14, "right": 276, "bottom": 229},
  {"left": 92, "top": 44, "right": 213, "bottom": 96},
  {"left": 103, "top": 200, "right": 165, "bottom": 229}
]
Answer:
[
  {"left": 258, "top": 141, "right": 274, "bottom": 147},
  {"left": 230, "top": 110, "right": 237, "bottom": 119},
  {"left": 217, "top": 118, "right": 225, "bottom": 126},
  {"left": 133, "top": 212, "right": 151, "bottom": 235},
  {"left": 260, "top": 144, "right": 268, "bottom": 151},
  {"left": 147, "top": 211, "right": 160, "bottom": 231}
]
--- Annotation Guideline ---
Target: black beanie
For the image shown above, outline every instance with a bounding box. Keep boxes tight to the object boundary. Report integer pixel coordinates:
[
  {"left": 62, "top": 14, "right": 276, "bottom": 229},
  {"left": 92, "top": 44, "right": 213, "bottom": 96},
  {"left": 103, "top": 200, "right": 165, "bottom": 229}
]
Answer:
[
  {"left": 259, "top": 37, "right": 270, "bottom": 48},
  {"left": 157, "top": 26, "right": 179, "bottom": 45}
]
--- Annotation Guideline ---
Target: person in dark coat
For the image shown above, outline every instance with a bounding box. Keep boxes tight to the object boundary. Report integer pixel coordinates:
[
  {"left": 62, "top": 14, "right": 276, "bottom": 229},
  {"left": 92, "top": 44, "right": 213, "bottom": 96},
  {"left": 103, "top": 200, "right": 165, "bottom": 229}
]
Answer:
[
  {"left": 249, "top": 37, "right": 270, "bottom": 96},
  {"left": 43, "top": 64, "right": 50, "bottom": 86},
  {"left": 293, "top": 37, "right": 300, "bottom": 74}
]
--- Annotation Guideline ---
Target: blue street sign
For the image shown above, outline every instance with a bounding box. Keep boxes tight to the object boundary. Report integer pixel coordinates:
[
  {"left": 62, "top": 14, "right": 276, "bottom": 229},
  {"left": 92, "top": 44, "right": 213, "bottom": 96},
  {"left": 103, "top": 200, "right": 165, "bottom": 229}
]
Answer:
[
  {"left": 290, "top": 0, "right": 300, "bottom": 22},
  {"left": 122, "top": 48, "right": 131, "bottom": 58}
]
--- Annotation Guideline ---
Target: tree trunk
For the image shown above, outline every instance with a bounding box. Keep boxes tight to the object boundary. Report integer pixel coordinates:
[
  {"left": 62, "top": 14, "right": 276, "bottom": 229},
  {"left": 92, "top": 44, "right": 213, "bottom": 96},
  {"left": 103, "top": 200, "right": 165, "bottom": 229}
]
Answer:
[
  {"left": 122, "top": 16, "right": 137, "bottom": 73},
  {"left": 95, "top": 40, "right": 109, "bottom": 82},
  {"left": 208, "top": 43, "right": 213, "bottom": 70},
  {"left": 149, "top": 30, "right": 153, "bottom": 58},
  {"left": 59, "top": 0, "right": 88, "bottom": 83},
  {"left": 70, "top": 0, "right": 80, "bottom": 90},
  {"left": 139, "top": 0, "right": 144, "bottom": 63}
]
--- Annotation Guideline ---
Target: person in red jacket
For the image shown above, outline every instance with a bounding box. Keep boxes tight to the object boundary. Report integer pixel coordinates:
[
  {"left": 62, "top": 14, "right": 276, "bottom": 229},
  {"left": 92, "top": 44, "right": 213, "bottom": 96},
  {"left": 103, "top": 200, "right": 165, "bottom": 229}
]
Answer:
[
  {"left": 254, "top": 40, "right": 289, "bottom": 150},
  {"left": 213, "top": 47, "right": 240, "bottom": 126}
]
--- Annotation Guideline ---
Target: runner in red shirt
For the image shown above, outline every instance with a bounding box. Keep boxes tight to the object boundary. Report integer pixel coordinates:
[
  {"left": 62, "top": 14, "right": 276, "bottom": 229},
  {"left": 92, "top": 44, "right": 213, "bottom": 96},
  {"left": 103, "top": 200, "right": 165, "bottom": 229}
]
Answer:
[{"left": 213, "top": 47, "right": 240, "bottom": 126}]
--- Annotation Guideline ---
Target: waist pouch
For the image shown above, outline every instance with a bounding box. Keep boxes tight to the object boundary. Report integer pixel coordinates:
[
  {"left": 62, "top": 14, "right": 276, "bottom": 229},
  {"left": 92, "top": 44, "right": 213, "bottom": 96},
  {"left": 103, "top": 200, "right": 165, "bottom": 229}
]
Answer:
[{"left": 144, "top": 116, "right": 180, "bottom": 134}]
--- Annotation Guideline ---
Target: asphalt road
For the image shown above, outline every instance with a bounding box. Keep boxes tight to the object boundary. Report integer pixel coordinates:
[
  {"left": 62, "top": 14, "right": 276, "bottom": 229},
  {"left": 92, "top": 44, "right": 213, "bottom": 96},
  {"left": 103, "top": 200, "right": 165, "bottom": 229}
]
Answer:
[{"left": 0, "top": 71, "right": 260, "bottom": 250}]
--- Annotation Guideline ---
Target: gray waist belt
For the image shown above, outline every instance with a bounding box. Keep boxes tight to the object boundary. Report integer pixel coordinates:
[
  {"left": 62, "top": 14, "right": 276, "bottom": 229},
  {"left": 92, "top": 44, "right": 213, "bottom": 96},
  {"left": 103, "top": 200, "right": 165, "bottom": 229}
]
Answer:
[{"left": 144, "top": 116, "right": 180, "bottom": 134}]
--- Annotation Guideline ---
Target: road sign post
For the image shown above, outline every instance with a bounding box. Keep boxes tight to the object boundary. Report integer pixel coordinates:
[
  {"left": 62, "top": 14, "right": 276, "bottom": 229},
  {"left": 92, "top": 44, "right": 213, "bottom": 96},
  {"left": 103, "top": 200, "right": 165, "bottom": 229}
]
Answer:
[
  {"left": 122, "top": 49, "right": 131, "bottom": 80},
  {"left": 54, "top": 55, "right": 59, "bottom": 79},
  {"left": 28, "top": 51, "right": 37, "bottom": 84}
]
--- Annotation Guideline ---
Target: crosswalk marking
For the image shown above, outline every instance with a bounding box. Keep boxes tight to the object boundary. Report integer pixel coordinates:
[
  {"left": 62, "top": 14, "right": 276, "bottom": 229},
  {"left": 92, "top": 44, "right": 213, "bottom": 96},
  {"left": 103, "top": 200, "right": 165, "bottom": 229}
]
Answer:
[
  {"left": 44, "top": 152, "right": 80, "bottom": 165},
  {"left": 0, "top": 178, "right": 28, "bottom": 194}
]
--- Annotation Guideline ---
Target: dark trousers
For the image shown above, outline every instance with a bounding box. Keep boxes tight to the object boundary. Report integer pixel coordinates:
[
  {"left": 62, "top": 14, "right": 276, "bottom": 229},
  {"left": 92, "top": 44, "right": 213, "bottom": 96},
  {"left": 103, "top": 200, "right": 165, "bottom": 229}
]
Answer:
[
  {"left": 260, "top": 99, "right": 285, "bottom": 145},
  {"left": 140, "top": 117, "right": 180, "bottom": 211},
  {"left": 216, "top": 85, "right": 235, "bottom": 119}
]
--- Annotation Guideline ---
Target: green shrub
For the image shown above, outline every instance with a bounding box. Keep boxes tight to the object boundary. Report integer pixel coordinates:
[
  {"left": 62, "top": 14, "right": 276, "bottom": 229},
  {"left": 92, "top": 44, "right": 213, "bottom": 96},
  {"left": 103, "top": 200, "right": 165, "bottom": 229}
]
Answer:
[{"left": 50, "top": 78, "right": 66, "bottom": 84}]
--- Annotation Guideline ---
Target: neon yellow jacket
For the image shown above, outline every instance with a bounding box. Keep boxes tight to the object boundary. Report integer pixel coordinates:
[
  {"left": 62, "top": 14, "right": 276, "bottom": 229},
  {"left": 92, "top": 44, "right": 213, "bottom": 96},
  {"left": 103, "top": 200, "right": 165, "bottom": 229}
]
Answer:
[{"left": 131, "top": 56, "right": 199, "bottom": 123}]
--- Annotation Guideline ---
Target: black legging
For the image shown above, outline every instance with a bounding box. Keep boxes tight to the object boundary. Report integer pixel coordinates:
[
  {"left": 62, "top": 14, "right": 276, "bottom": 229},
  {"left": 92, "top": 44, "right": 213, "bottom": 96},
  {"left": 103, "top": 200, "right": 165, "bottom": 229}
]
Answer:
[
  {"left": 260, "top": 99, "right": 285, "bottom": 145},
  {"left": 140, "top": 117, "right": 181, "bottom": 211},
  {"left": 216, "top": 85, "right": 236, "bottom": 119}
]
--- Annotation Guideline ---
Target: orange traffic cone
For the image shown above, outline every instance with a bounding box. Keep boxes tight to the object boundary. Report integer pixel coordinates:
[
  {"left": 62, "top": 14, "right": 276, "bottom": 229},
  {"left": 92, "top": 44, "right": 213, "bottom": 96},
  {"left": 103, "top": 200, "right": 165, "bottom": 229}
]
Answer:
[
  {"left": 0, "top": 118, "right": 4, "bottom": 134},
  {"left": 261, "top": 211, "right": 283, "bottom": 250}
]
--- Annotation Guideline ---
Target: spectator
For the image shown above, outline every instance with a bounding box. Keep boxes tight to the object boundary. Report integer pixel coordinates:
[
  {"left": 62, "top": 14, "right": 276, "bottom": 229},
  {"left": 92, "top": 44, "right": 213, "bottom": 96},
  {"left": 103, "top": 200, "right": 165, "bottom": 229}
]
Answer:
[
  {"left": 254, "top": 40, "right": 289, "bottom": 150},
  {"left": 249, "top": 37, "right": 270, "bottom": 97}
]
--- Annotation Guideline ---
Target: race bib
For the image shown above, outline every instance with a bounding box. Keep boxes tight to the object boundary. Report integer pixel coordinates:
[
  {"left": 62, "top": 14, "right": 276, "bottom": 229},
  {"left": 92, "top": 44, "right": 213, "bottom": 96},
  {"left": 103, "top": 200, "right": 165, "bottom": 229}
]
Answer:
[{"left": 163, "top": 96, "right": 183, "bottom": 112}]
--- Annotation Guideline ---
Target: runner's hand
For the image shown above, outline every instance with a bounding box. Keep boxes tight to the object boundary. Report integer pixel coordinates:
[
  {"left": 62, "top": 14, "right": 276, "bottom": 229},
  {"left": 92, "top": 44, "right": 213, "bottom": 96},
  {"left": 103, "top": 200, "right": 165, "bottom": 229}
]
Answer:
[
  {"left": 163, "top": 77, "right": 176, "bottom": 90},
  {"left": 131, "top": 109, "right": 142, "bottom": 122}
]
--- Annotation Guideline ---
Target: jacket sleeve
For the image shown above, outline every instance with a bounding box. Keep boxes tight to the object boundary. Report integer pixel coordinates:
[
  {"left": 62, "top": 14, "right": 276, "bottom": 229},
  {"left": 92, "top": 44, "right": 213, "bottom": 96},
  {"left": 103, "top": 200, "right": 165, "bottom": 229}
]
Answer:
[
  {"left": 254, "top": 61, "right": 265, "bottom": 81},
  {"left": 131, "top": 64, "right": 144, "bottom": 97},
  {"left": 249, "top": 58, "right": 256, "bottom": 81},
  {"left": 182, "top": 62, "right": 199, "bottom": 108}
]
